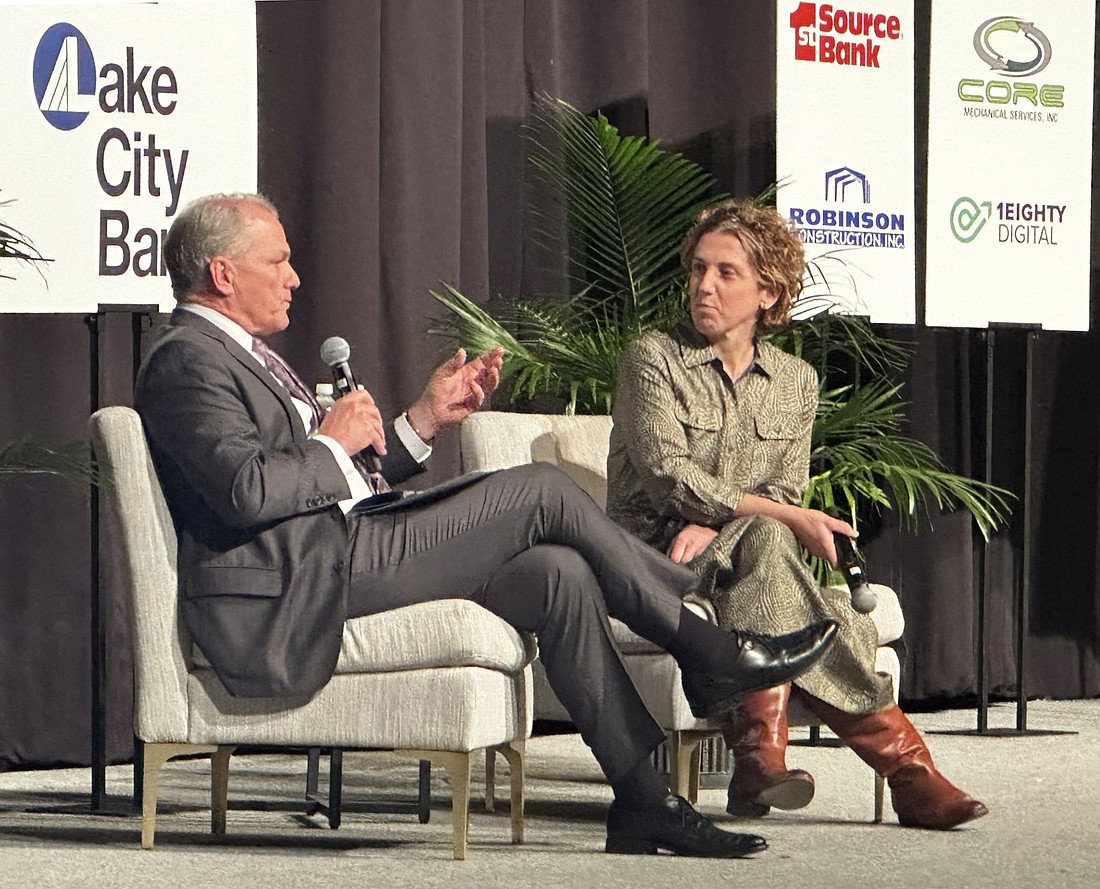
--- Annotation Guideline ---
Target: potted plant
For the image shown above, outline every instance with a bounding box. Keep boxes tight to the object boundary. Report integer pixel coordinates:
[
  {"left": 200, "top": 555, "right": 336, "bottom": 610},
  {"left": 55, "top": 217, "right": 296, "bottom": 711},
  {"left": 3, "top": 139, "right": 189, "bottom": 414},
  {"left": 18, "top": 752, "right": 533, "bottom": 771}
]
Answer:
[
  {"left": 1, "top": 193, "right": 98, "bottom": 488},
  {"left": 429, "top": 96, "right": 1009, "bottom": 577}
]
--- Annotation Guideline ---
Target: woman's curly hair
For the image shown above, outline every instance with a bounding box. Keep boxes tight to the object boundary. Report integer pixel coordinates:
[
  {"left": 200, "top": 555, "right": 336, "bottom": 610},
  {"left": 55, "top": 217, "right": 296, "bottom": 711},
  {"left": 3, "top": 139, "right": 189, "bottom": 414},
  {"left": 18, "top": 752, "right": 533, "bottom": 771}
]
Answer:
[{"left": 678, "top": 198, "right": 805, "bottom": 329}]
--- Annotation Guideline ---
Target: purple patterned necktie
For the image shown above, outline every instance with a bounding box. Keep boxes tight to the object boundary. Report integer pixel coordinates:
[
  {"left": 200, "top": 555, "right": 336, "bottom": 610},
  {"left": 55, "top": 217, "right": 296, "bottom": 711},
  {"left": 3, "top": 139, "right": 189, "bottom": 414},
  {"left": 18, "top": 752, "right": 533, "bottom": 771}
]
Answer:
[
  {"left": 252, "top": 337, "right": 389, "bottom": 494},
  {"left": 252, "top": 337, "right": 325, "bottom": 432}
]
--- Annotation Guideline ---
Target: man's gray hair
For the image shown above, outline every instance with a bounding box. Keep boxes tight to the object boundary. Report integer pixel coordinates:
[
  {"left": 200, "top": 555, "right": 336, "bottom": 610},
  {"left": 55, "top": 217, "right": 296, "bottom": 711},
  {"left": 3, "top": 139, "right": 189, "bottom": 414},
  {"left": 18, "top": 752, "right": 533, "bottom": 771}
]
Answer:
[{"left": 164, "top": 193, "right": 279, "bottom": 300}]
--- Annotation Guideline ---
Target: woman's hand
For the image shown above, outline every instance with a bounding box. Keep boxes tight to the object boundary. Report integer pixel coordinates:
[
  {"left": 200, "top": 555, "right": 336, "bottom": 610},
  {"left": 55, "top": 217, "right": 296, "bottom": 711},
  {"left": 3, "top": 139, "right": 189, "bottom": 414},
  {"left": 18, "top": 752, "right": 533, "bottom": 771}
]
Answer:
[
  {"left": 785, "top": 508, "right": 856, "bottom": 566},
  {"left": 668, "top": 523, "right": 719, "bottom": 564},
  {"left": 734, "top": 493, "right": 856, "bottom": 567}
]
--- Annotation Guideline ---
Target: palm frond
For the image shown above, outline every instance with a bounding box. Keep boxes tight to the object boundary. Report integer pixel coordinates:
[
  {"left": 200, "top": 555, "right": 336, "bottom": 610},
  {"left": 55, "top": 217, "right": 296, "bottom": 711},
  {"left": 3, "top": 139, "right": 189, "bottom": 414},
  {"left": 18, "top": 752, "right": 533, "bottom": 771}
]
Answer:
[
  {"left": 0, "top": 196, "right": 52, "bottom": 283},
  {"left": 807, "top": 379, "right": 1012, "bottom": 540},
  {"left": 0, "top": 436, "right": 101, "bottom": 487},
  {"left": 431, "top": 96, "right": 714, "bottom": 412},
  {"left": 767, "top": 296, "right": 910, "bottom": 379},
  {"left": 527, "top": 94, "right": 721, "bottom": 313}
]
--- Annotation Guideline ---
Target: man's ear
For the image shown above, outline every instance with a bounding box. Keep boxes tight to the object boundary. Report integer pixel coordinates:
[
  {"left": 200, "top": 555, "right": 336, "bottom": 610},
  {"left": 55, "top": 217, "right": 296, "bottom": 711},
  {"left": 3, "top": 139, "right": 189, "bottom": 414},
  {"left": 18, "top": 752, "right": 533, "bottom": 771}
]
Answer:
[{"left": 208, "top": 257, "right": 234, "bottom": 297}]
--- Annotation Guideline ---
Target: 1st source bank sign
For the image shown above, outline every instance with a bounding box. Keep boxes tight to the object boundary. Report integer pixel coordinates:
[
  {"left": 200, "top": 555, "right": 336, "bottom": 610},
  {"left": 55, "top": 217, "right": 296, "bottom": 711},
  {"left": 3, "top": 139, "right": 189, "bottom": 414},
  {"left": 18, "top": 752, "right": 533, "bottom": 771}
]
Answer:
[{"left": 790, "top": 3, "right": 903, "bottom": 67}]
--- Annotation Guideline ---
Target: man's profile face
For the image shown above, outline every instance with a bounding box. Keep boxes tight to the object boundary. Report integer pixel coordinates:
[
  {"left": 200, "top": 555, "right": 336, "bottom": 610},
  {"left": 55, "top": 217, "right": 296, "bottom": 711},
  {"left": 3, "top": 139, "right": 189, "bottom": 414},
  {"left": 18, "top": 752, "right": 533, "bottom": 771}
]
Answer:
[{"left": 219, "top": 205, "right": 300, "bottom": 337}]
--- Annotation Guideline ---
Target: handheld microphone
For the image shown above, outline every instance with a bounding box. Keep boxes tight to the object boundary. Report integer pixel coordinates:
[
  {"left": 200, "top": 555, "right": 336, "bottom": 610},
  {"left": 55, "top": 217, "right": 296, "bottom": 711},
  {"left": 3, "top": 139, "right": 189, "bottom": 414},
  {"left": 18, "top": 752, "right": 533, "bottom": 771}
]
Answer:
[
  {"left": 320, "top": 336, "right": 358, "bottom": 397},
  {"left": 320, "top": 336, "right": 382, "bottom": 473},
  {"left": 833, "top": 533, "right": 878, "bottom": 613}
]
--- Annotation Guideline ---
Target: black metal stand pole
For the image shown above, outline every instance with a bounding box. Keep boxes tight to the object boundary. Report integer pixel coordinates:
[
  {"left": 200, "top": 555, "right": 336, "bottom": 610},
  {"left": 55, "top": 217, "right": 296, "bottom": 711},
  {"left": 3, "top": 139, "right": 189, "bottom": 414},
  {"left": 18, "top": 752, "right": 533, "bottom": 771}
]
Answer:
[
  {"left": 976, "top": 328, "right": 994, "bottom": 733},
  {"left": 86, "top": 312, "right": 105, "bottom": 810},
  {"left": 87, "top": 305, "right": 159, "bottom": 812},
  {"left": 934, "top": 326, "right": 1073, "bottom": 739}
]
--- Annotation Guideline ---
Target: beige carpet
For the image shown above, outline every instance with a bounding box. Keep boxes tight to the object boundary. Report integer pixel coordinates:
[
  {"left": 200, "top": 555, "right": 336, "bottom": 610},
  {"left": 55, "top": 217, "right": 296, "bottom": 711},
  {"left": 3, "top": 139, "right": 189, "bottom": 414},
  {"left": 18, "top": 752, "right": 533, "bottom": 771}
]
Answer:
[{"left": 1, "top": 699, "right": 1098, "bottom": 889}]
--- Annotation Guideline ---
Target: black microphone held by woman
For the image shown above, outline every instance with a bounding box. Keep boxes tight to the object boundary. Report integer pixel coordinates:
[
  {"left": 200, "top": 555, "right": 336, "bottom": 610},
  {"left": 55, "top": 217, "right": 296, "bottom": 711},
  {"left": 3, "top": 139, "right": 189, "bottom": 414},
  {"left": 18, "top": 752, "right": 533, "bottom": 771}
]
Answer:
[{"left": 833, "top": 532, "right": 877, "bottom": 613}]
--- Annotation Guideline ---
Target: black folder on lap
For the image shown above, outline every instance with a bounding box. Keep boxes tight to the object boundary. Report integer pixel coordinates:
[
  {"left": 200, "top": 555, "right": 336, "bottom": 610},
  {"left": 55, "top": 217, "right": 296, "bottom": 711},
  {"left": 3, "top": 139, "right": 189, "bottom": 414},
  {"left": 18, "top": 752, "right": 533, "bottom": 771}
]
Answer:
[{"left": 348, "top": 470, "right": 496, "bottom": 516}]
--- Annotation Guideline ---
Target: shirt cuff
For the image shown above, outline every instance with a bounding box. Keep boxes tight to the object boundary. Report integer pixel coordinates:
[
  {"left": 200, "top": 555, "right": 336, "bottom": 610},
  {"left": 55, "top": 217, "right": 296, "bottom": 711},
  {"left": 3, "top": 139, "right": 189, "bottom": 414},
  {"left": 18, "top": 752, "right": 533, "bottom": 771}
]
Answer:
[{"left": 395, "top": 412, "right": 433, "bottom": 462}]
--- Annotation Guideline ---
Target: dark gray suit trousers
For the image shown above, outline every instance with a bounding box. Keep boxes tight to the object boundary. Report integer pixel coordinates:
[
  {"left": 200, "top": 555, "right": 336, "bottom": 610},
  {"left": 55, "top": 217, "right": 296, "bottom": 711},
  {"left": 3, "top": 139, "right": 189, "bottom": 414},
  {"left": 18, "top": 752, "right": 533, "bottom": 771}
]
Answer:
[{"left": 346, "top": 462, "right": 693, "bottom": 783}]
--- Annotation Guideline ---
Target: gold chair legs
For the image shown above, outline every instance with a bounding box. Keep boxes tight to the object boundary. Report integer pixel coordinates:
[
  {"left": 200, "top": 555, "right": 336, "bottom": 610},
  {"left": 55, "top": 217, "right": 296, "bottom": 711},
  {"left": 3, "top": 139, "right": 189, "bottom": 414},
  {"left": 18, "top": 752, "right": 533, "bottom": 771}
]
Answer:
[
  {"left": 495, "top": 740, "right": 526, "bottom": 845},
  {"left": 140, "top": 742, "right": 236, "bottom": 849},
  {"left": 666, "top": 729, "right": 720, "bottom": 803},
  {"left": 408, "top": 741, "right": 526, "bottom": 860},
  {"left": 140, "top": 741, "right": 524, "bottom": 858}
]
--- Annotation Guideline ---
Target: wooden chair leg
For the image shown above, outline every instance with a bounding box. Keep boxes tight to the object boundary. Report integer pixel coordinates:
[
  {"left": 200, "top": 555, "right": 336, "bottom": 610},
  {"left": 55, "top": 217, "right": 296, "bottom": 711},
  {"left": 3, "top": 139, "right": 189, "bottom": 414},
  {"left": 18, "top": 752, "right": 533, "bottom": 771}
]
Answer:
[
  {"left": 484, "top": 747, "right": 497, "bottom": 813},
  {"left": 140, "top": 742, "right": 219, "bottom": 849},
  {"left": 412, "top": 751, "right": 471, "bottom": 860},
  {"left": 210, "top": 745, "right": 235, "bottom": 834},
  {"left": 688, "top": 743, "right": 702, "bottom": 803},
  {"left": 874, "top": 771, "right": 885, "bottom": 823},
  {"left": 667, "top": 731, "right": 705, "bottom": 803},
  {"left": 496, "top": 740, "right": 525, "bottom": 845}
]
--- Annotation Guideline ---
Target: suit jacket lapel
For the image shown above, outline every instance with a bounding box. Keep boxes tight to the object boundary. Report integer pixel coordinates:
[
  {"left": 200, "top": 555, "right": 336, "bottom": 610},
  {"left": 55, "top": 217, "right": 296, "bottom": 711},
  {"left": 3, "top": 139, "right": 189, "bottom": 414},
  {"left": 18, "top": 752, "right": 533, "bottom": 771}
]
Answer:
[{"left": 168, "top": 309, "right": 306, "bottom": 441}]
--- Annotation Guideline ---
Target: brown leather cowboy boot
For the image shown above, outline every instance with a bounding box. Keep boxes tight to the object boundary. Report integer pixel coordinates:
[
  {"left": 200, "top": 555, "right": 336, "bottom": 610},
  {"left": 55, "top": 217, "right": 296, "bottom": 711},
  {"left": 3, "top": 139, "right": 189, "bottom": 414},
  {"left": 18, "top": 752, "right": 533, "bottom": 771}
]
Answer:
[
  {"left": 723, "top": 682, "right": 815, "bottom": 817},
  {"left": 798, "top": 693, "right": 988, "bottom": 829}
]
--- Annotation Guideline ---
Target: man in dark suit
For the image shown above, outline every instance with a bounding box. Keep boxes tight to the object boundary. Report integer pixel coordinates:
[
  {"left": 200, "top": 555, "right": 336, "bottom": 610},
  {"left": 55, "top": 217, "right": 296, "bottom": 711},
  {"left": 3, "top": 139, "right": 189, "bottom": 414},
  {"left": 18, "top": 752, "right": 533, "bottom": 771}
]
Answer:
[{"left": 135, "top": 192, "right": 836, "bottom": 858}]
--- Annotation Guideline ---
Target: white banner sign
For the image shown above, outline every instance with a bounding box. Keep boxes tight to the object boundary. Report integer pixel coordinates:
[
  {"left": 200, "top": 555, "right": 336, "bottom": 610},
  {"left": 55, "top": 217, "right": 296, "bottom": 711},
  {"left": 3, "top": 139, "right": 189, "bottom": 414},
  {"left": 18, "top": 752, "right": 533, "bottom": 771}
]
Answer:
[
  {"left": 776, "top": 0, "right": 915, "bottom": 324},
  {"left": 926, "top": 1, "right": 1095, "bottom": 330},
  {"left": 0, "top": 1, "right": 257, "bottom": 313}
]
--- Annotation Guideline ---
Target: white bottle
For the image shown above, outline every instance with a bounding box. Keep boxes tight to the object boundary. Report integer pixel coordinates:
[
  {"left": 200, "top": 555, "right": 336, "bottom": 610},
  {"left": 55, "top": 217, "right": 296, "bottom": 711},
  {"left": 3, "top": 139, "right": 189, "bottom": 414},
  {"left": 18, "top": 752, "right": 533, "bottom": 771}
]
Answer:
[{"left": 315, "top": 382, "right": 336, "bottom": 412}]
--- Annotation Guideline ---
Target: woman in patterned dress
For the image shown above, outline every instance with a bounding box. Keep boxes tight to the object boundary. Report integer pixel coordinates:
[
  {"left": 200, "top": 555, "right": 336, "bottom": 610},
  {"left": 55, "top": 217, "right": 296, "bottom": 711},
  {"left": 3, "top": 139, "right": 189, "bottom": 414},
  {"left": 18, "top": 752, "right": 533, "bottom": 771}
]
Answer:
[{"left": 606, "top": 199, "right": 986, "bottom": 830}]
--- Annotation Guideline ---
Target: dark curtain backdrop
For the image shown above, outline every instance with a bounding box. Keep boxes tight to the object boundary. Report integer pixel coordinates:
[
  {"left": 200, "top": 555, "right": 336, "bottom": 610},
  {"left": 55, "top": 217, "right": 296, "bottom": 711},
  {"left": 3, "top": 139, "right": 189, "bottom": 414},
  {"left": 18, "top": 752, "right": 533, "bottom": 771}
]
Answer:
[{"left": 1, "top": 0, "right": 1097, "bottom": 769}]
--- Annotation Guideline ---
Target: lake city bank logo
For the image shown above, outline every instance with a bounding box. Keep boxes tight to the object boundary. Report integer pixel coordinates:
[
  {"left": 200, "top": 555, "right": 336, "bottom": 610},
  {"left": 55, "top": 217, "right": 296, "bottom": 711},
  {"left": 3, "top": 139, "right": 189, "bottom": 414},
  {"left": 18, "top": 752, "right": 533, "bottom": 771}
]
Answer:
[
  {"left": 27, "top": 21, "right": 191, "bottom": 278},
  {"left": 790, "top": 2, "right": 902, "bottom": 68},
  {"left": 33, "top": 22, "right": 96, "bottom": 130},
  {"left": 788, "top": 167, "right": 905, "bottom": 249},
  {"left": 950, "top": 196, "right": 1064, "bottom": 246},
  {"left": 959, "top": 16, "right": 1063, "bottom": 118}
]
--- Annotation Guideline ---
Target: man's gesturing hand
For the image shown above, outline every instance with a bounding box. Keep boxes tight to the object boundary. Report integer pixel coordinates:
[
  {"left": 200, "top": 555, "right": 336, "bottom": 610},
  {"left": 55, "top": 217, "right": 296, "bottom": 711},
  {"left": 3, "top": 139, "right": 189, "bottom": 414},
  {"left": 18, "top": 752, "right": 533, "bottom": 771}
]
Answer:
[{"left": 406, "top": 346, "right": 504, "bottom": 441}]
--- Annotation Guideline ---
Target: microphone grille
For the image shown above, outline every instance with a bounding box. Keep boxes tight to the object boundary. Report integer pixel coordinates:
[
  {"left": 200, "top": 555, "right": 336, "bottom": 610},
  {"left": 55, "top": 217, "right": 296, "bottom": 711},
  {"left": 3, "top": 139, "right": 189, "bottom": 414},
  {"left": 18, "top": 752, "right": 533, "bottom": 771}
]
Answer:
[{"left": 320, "top": 336, "right": 351, "bottom": 367}]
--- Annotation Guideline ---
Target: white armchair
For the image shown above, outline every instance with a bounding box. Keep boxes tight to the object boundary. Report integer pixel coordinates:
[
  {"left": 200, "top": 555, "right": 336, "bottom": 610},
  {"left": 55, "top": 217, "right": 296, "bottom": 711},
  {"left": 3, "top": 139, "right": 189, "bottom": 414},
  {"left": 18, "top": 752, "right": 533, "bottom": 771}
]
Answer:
[
  {"left": 460, "top": 411, "right": 904, "bottom": 821},
  {"left": 90, "top": 406, "right": 534, "bottom": 859}
]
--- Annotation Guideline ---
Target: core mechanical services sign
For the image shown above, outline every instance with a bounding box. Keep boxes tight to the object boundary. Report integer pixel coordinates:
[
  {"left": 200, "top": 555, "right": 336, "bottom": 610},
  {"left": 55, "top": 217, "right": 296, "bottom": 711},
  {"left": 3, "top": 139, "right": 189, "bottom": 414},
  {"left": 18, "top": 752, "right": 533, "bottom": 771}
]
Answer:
[
  {"left": 926, "top": 1, "right": 1095, "bottom": 330},
  {"left": 0, "top": 2, "right": 257, "bottom": 313},
  {"left": 776, "top": 1, "right": 915, "bottom": 324}
]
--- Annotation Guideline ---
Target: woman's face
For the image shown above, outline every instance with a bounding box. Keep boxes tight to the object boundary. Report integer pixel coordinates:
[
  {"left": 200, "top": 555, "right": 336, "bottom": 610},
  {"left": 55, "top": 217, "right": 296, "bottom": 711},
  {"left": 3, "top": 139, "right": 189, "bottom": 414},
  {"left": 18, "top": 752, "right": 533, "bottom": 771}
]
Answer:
[{"left": 687, "top": 231, "right": 777, "bottom": 345}]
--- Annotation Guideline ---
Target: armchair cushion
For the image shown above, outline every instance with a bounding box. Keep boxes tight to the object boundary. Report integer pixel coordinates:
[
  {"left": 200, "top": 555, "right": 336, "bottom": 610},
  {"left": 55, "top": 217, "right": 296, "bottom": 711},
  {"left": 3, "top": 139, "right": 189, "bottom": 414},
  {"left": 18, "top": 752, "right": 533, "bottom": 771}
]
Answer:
[{"left": 336, "top": 598, "right": 537, "bottom": 674}]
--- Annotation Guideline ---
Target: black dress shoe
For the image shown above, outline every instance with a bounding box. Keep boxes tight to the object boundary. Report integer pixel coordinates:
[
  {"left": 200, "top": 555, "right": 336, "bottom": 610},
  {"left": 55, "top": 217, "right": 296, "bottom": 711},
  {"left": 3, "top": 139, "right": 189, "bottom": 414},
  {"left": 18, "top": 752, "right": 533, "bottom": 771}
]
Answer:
[
  {"left": 606, "top": 794, "right": 767, "bottom": 857},
  {"left": 681, "top": 621, "right": 838, "bottom": 718}
]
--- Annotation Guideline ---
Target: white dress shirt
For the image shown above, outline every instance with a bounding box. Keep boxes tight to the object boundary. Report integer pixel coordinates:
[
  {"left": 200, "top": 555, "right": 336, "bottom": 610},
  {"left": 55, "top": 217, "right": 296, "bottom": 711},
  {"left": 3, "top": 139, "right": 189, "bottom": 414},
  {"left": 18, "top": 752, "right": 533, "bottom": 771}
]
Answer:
[{"left": 176, "top": 303, "right": 430, "bottom": 512}]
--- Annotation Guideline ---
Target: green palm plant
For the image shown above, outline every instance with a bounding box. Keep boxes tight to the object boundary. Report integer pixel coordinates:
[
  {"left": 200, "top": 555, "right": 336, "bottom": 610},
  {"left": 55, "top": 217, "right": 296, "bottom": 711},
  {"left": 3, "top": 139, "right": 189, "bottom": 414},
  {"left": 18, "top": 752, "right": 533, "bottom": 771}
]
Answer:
[
  {"left": 429, "top": 96, "right": 1010, "bottom": 573},
  {"left": 430, "top": 93, "right": 719, "bottom": 414},
  {"left": 1, "top": 194, "right": 98, "bottom": 488}
]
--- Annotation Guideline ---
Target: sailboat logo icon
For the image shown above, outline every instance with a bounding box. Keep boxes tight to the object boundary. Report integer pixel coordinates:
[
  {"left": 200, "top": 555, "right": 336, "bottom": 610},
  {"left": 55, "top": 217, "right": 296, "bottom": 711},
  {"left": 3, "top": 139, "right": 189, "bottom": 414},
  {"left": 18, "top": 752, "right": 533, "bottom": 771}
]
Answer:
[{"left": 33, "top": 23, "right": 96, "bottom": 131}]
